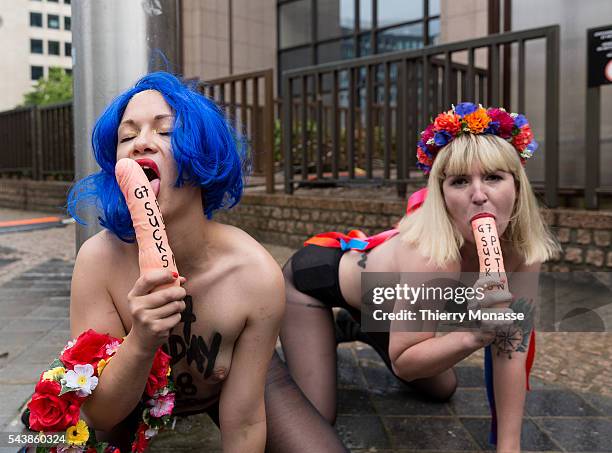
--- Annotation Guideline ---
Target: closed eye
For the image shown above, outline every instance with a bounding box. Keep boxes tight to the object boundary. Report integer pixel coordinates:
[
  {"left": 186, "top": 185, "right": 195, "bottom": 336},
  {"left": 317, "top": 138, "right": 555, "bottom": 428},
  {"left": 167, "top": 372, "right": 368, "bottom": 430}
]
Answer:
[{"left": 119, "top": 136, "right": 135, "bottom": 143}]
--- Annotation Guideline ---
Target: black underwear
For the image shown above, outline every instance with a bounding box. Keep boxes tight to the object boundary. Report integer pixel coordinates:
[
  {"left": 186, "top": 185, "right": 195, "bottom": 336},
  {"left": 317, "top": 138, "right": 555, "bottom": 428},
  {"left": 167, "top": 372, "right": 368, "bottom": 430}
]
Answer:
[
  {"left": 289, "top": 245, "right": 400, "bottom": 377},
  {"left": 291, "top": 245, "right": 358, "bottom": 317}
]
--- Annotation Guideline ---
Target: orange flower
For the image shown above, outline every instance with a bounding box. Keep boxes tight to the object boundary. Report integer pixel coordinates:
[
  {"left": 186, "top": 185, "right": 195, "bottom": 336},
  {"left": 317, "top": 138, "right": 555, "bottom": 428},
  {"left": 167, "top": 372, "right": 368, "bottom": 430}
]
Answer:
[
  {"left": 464, "top": 108, "right": 491, "bottom": 133},
  {"left": 433, "top": 112, "right": 462, "bottom": 136}
]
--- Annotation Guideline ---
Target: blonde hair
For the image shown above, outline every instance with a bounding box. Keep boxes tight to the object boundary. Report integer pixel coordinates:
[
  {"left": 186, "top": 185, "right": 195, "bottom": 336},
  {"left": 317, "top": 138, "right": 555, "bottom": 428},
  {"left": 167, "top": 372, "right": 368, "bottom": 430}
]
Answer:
[{"left": 399, "top": 134, "right": 560, "bottom": 268}]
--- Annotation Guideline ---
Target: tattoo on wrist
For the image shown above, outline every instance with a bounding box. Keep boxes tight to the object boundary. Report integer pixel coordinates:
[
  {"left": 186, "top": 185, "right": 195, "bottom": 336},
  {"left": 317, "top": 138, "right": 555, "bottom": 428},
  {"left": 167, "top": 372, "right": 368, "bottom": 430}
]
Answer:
[{"left": 493, "top": 297, "right": 534, "bottom": 359}]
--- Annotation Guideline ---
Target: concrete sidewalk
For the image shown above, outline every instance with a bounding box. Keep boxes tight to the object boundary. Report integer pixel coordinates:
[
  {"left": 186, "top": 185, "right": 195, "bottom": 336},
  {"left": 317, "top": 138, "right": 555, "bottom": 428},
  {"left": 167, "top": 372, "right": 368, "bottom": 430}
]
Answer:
[{"left": 0, "top": 208, "right": 611, "bottom": 452}]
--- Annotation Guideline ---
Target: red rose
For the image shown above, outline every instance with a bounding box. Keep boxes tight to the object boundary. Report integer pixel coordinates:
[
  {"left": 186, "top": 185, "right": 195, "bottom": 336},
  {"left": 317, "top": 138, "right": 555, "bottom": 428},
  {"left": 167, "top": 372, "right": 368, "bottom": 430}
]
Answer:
[
  {"left": 131, "top": 423, "right": 149, "bottom": 453},
  {"left": 60, "top": 329, "right": 121, "bottom": 371},
  {"left": 28, "top": 379, "right": 81, "bottom": 431},
  {"left": 145, "top": 348, "right": 171, "bottom": 397},
  {"left": 512, "top": 126, "right": 534, "bottom": 151},
  {"left": 487, "top": 108, "right": 515, "bottom": 138}
]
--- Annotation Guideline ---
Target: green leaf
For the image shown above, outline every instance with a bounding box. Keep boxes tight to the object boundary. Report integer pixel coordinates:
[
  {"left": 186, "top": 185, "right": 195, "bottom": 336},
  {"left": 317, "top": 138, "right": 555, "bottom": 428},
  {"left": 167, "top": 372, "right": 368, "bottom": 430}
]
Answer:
[
  {"left": 49, "top": 358, "right": 64, "bottom": 369},
  {"left": 22, "top": 67, "right": 73, "bottom": 107},
  {"left": 58, "top": 384, "right": 78, "bottom": 396}
]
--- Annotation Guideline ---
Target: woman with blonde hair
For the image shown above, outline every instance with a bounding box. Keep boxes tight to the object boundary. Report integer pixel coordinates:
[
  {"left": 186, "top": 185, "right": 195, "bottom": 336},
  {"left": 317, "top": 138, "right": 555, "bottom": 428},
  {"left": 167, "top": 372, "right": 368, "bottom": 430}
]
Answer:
[{"left": 280, "top": 102, "right": 560, "bottom": 452}]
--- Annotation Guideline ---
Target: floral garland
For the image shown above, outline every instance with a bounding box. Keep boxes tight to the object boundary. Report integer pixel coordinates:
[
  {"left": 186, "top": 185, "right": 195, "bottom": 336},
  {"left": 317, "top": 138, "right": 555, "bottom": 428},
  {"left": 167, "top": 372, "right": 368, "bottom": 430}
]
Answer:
[
  {"left": 26, "top": 329, "right": 175, "bottom": 453},
  {"left": 416, "top": 102, "right": 538, "bottom": 174}
]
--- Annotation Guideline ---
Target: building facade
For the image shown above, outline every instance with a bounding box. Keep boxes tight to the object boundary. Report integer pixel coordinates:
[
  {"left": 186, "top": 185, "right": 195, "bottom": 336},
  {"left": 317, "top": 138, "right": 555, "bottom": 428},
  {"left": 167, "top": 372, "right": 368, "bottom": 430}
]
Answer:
[{"left": 0, "top": 0, "right": 72, "bottom": 111}]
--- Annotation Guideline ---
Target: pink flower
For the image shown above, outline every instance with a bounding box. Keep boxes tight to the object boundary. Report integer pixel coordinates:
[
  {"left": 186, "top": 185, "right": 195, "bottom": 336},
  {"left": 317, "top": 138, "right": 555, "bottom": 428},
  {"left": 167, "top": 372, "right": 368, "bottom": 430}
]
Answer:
[
  {"left": 105, "top": 341, "right": 120, "bottom": 356},
  {"left": 421, "top": 124, "right": 435, "bottom": 143},
  {"left": 487, "top": 108, "right": 514, "bottom": 138},
  {"left": 148, "top": 393, "right": 175, "bottom": 418}
]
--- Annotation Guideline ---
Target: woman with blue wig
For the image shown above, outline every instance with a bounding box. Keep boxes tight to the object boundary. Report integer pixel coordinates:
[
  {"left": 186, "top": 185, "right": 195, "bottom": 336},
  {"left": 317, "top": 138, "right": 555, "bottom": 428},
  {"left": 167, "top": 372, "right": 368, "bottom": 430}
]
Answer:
[{"left": 62, "top": 72, "right": 347, "bottom": 452}]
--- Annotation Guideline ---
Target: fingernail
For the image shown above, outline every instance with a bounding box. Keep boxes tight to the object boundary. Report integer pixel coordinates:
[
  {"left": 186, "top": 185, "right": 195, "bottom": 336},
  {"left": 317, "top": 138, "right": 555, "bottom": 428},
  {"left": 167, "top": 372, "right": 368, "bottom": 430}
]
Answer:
[{"left": 172, "top": 272, "right": 179, "bottom": 278}]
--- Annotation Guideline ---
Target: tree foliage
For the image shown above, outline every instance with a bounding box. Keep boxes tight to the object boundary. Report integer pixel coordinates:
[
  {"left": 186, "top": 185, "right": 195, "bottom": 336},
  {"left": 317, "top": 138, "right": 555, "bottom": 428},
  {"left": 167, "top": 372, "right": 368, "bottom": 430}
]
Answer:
[{"left": 22, "top": 67, "right": 73, "bottom": 106}]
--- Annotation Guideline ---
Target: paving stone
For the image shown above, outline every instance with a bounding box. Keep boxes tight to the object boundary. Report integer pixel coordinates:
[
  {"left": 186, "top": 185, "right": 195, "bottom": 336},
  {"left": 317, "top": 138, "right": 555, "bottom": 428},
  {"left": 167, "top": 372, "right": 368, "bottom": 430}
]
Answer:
[
  {"left": 449, "top": 388, "right": 490, "bottom": 416},
  {"left": 0, "top": 362, "right": 44, "bottom": 385},
  {"left": 0, "top": 384, "right": 34, "bottom": 420},
  {"left": 338, "top": 347, "right": 368, "bottom": 388},
  {"left": 0, "top": 318, "right": 61, "bottom": 333},
  {"left": 336, "top": 415, "right": 391, "bottom": 449},
  {"left": 460, "top": 417, "right": 559, "bottom": 452},
  {"left": 148, "top": 413, "right": 221, "bottom": 452},
  {"left": 371, "top": 390, "right": 451, "bottom": 416},
  {"left": 360, "top": 361, "right": 406, "bottom": 395},
  {"left": 454, "top": 366, "right": 485, "bottom": 388},
  {"left": 384, "top": 416, "right": 478, "bottom": 451},
  {"left": 0, "top": 258, "right": 18, "bottom": 269},
  {"left": 11, "top": 345, "right": 65, "bottom": 365},
  {"left": 24, "top": 305, "right": 69, "bottom": 319},
  {"left": 580, "top": 392, "right": 612, "bottom": 416},
  {"left": 537, "top": 418, "right": 612, "bottom": 452},
  {"left": 337, "top": 388, "right": 375, "bottom": 415},
  {"left": 525, "top": 389, "right": 602, "bottom": 416}
]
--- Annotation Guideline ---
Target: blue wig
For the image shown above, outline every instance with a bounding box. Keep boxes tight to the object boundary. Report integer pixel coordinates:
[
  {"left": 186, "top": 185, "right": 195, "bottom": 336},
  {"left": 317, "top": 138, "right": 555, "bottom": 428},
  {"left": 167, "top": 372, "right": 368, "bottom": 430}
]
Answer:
[{"left": 67, "top": 71, "right": 249, "bottom": 243}]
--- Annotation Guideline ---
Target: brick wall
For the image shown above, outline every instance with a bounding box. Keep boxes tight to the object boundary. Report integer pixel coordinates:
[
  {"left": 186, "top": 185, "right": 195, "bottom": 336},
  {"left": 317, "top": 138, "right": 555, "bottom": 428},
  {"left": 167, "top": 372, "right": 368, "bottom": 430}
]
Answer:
[
  {"left": 2, "top": 180, "right": 610, "bottom": 272},
  {"left": 0, "top": 179, "right": 71, "bottom": 213},
  {"left": 216, "top": 192, "right": 612, "bottom": 272}
]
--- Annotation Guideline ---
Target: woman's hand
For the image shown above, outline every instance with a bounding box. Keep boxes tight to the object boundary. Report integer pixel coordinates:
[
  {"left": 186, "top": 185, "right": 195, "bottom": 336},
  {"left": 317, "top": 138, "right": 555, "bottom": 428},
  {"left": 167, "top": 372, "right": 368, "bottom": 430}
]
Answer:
[
  {"left": 465, "top": 275, "right": 514, "bottom": 348},
  {"left": 127, "top": 270, "right": 187, "bottom": 353}
]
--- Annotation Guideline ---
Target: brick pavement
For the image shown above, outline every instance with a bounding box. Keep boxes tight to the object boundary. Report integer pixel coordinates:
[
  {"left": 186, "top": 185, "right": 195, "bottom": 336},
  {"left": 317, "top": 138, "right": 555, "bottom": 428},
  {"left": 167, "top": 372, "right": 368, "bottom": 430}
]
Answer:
[{"left": 0, "top": 208, "right": 611, "bottom": 452}]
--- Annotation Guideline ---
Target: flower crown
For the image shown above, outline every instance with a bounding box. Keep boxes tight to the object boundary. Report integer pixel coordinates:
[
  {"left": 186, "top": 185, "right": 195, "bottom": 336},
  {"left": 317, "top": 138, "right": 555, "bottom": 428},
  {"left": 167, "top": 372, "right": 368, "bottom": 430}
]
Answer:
[
  {"left": 26, "top": 330, "right": 175, "bottom": 452},
  {"left": 416, "top": 102, "right": 538, "bottom": 174}
]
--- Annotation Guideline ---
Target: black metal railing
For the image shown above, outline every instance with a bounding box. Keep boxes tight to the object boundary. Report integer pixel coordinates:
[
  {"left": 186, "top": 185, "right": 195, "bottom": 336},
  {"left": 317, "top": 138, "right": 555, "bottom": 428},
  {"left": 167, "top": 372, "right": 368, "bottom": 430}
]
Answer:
[
  {"left": 282, "top": 25, "right": 561, "bottom": 207},
  {"left": 0, "top": 102, "right": 73, "bottom": 181}
]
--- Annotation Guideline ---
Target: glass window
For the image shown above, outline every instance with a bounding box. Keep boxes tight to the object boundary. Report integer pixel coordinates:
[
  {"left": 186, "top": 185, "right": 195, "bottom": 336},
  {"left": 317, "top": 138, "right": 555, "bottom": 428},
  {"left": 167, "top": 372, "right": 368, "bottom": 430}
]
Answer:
[
  {"left": 377, "top": 0, "right": 423, "bottom": 28},
  {"left": 358, "top": 32, "right": 372, "bottom": 57},
  {"left": 31, "top": 66, "right": 44, "bottom": 80},
  {"left": 30, "top": 12, "right": 43, "bottom": 27},
  {"left": 376, "top": 22, "right": 424, "bottom": 53},
  {"left": 65, "top": 42, "right": 72, "bottom": 57},
  {"left": 317, "top": 37, "right": 354, "bottom": 64},
  {"left": 317, "top": 0, "right": 355, "bottom": 40},
  {"left": 48, "top": 40, "right": 60, "bottom": 55},
  {"left": 359, "top": 0, "right": 372, "bottom": 30},
  {"left": 48, "top": 0, "right": 59, "bottom": 2},
  {"left": 30, "top": 39, "right": 43, "bottom": 54},
  {"left": 428, "top": 18, "right": 440, "bottom": 45},
  {"left": 64, "top": 0, "right": 71, "bottom": 4},
  {"left": 65, "top": 68, "right": 72, "bottom": 75},
  {"left": 279, "top": 0, "right": 311, "bottom": 49},
  {"left": 64, "top": 16, "right": 71, "bottom": 30},
  {"left": 280, "top": 46, "right": 313, "bottom": 72},
  {"left": 48, "top": 14, "right": 60, "bottom": 29},
  {"left": 429, "top": 0, "right": 440, "bottom": 16}
]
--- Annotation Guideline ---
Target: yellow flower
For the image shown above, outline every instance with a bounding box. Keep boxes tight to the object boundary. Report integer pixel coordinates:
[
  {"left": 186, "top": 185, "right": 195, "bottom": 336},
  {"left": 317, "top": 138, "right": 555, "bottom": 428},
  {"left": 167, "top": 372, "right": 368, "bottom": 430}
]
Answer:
[
  {"left": 42, "top": 367, "right": 66, "bottom": 381},
  {"left": 167, "top": 365, "right": 172, "bottom": 377},
  {"left": 97, "top": 357, "right": 112, "bottom": 376},
  {"left": 66, "top": 419, "right": 89, "bottom": 446},
  {"left": 464, "top": 107, "right": 491, "bottom": 133}
]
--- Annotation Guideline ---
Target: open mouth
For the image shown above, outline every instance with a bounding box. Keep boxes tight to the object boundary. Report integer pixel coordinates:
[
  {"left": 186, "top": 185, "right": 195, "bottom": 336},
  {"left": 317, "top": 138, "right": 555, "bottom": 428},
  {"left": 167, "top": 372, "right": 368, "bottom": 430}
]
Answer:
[{"left": 135, "top": 159, "right": 161, "bottom": 197}]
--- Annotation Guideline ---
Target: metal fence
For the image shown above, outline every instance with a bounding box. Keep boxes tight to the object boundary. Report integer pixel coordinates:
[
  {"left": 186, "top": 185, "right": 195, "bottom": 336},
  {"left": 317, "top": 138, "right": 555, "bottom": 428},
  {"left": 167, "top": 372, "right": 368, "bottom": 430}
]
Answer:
[
  {"left": 282, "top": 26, "right": 561, "bottom": 207},
  {"left": 0, "top": 70, "right": 276, "bottom": 191},
  {"left": 198, "top": 69, "right": 275, "bottom": 193},
  {"left": 0, "top": 102, "right": 73, "bottom": 181}
]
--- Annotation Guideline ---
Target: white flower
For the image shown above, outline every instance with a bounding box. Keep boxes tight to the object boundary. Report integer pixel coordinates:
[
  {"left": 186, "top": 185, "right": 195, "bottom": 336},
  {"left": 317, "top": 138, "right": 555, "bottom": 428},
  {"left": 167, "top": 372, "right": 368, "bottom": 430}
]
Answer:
[
  {"left": 64, "top": 364, "right": 98, "bottom": 397},
  {"left": 145, "top": 427, "right": 159, "bottom": 439},
  {"left": 61, "top": 339, "right": 76, "bottom": 354}
]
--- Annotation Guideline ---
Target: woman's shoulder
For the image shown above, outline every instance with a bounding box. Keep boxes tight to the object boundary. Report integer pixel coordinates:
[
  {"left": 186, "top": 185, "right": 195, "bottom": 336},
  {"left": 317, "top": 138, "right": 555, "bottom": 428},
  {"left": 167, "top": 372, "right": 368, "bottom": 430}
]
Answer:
[{"left": 76, "top": 229, "right": 134, "bottom": 266}]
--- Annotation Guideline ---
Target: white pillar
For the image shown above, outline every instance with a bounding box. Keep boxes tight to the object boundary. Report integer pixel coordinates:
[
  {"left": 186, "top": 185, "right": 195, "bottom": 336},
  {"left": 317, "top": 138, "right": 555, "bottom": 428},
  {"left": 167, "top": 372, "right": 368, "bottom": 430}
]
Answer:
[{"left": 72, "top": 0, "right": 181, "bottom": 250}]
